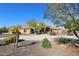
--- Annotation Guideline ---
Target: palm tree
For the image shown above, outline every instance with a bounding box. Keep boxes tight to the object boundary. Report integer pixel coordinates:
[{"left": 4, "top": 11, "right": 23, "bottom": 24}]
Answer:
[
  {"left": 9, "top": 25, "right": 21, "bottom": 34},
  {"left": 9, "top": 25, "right": 21, "bottom": 48}
]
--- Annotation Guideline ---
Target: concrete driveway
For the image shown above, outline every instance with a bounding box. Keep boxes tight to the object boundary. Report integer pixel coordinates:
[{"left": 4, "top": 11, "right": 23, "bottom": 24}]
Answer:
[
  {"left": 0, "top": 34, "right": 78, "bottom": 41},
  {"left": 19, "top": 34, "right": 78, "bottom": 41}
]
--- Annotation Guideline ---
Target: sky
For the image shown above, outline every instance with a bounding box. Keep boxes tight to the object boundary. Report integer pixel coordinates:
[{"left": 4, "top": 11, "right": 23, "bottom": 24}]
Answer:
[{"left": 0, "top": 3, "right": 53, "bottom": 27}]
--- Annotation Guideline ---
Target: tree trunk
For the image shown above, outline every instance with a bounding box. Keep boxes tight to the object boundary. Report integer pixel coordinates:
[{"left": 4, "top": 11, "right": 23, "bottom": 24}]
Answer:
[
  {"left": 34, "top": 28, "right": 36, "bottom": 34},
  {"left": 15, "top": 32, "right": 19, "bottom": 48},
  {"left": 44, "top": 28, "right": 45, "bottom": 33},
  {"left": 73, "top": 30, "right": 79, "bottom": 39}
]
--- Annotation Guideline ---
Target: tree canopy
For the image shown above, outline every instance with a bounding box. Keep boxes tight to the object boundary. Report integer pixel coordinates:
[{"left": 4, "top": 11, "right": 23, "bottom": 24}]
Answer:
[
  {"left": 27, "top": 20, "right": 47, "bottom": 34},
  {"left": 64, "top": 20, "right": 79, "bottom": 31},
  {"left": 44, "top": 4, "right": 79, "bottom": 26},
  {"left": 27, "top": 20, "right": 38, "bottom": 29},
  {"left": 39, "top": 22, "right": 46, "bottom": 30},
  {"left": 44, "top": 3, "right": 79, "bottom": 39}
]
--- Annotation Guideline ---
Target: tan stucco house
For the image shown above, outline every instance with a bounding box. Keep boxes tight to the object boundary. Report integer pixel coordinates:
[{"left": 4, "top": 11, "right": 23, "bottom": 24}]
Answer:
[
  {"left": 47, "top": 26, "right": 68, "bottom": 35},
  {"left": 19, "top": 28, "right": 34, "bottom": 34},
  {"left": 8, "top": 26, "right": 69, "bottom": 35},
  {"left": 9, "top": 27, "right": 34, "bottom": 34}
]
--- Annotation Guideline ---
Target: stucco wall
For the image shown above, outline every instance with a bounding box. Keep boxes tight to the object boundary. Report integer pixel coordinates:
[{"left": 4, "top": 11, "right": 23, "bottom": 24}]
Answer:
[{"left": 19, "top": 28, "right": 31, "bottom": 34}]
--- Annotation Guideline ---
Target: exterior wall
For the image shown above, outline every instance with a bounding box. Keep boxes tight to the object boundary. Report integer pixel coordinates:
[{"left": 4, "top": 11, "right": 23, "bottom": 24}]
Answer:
[
  {"left": 8, "top": 28, "right": 33, "bottom": 35},
  {"left": 19, "top": 28, "right": 31, "bottom": 34},
  {"left": 57, "top": 30, "right": 64, "bottom": 34},
  {"left": 19, "top": 29, "right": 24, "bottom": 34},
  {"left": 8, "top": 30, "right": 12, "bottom": 34},
  {"left": 8, "top": 27, "right": 68, "bottom": 35},
  {"left": 51, "top": 29, "right": 68, "bottom": 35}
]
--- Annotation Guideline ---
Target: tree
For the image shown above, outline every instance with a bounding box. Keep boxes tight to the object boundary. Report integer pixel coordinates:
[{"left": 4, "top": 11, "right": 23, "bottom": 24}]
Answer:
[
  {"left": 44, "top": 3, "right": 79, "bottom": 39},
  {"left": 9, "top": 25, "right": 21, "bottom": 48},
  {"left": 27, "top": 20, "right": 38, "bottom": 34},
  {"left": 9, "top": 25, "right": 21, "bottom": 34},
  {"left": 39, "top": 22, "right": 46, "bottom": 33},
  {"left": 64, "top": 20, "right": 79, "bottom": 31},
  {"left": 39, "top": 22, "right": 46, "bottom": 29}
]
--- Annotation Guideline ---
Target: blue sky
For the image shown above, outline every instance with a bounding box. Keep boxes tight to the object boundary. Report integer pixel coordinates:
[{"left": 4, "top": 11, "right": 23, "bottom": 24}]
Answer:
[{"left": 0, "top": 3, "right": 53, "bottom": 27}]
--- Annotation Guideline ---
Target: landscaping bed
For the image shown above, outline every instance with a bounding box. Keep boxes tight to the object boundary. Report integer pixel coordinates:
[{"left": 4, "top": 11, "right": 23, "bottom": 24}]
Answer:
[{"left": 0, "top": 40, "right": 79, "bottom": 56}]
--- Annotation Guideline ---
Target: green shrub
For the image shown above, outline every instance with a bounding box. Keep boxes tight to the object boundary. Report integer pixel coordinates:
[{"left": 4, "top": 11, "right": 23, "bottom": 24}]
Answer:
[
  {"left": 0, "top": 40, "right": 5, "bottom": 46},
  {"left": 42, "top": 38, "right": 52, "bottom": 48},
  {"left": 58, "top": 37, "right": 72, "bottom": 44},
  {"left": 36, "top": 30, "right": 41, "bottom": 35},
  {"left": 4, "top": 35, "right": 16, "bottom": 44},
  {"left": 0, "top": 29, "right": 2, "bottom": 34}
]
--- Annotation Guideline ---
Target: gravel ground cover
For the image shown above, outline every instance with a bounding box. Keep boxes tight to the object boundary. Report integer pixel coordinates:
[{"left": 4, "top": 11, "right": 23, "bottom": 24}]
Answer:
[{"left": 0, "top": 40, "right": 79, "bottom": 56}]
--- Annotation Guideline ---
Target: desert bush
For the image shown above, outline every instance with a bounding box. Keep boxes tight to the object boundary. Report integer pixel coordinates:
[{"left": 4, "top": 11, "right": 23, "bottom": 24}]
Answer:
[
  {"left": 0, "top": 29, "right": 2, "bottom": 34},
  {"left": 0, "top": 40, "right": 5, "bottom": 46},
  {"left": 42, "top": 38, "right": 52, "bottom": 48},
  {"left": 48, "top": 31, "right": 56, "bottom": 35},
  {"left": 36, "top": 30, "right": 41, "bottom": 35},
  {"left": 0, "top": 31, "right": 2, "bottom": 34},
  {"left": 4, "top": 35, "right": 16, "bottom": 44},
  {"left": 57, "top": 37, "right": 72, "bottom": 44}
]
